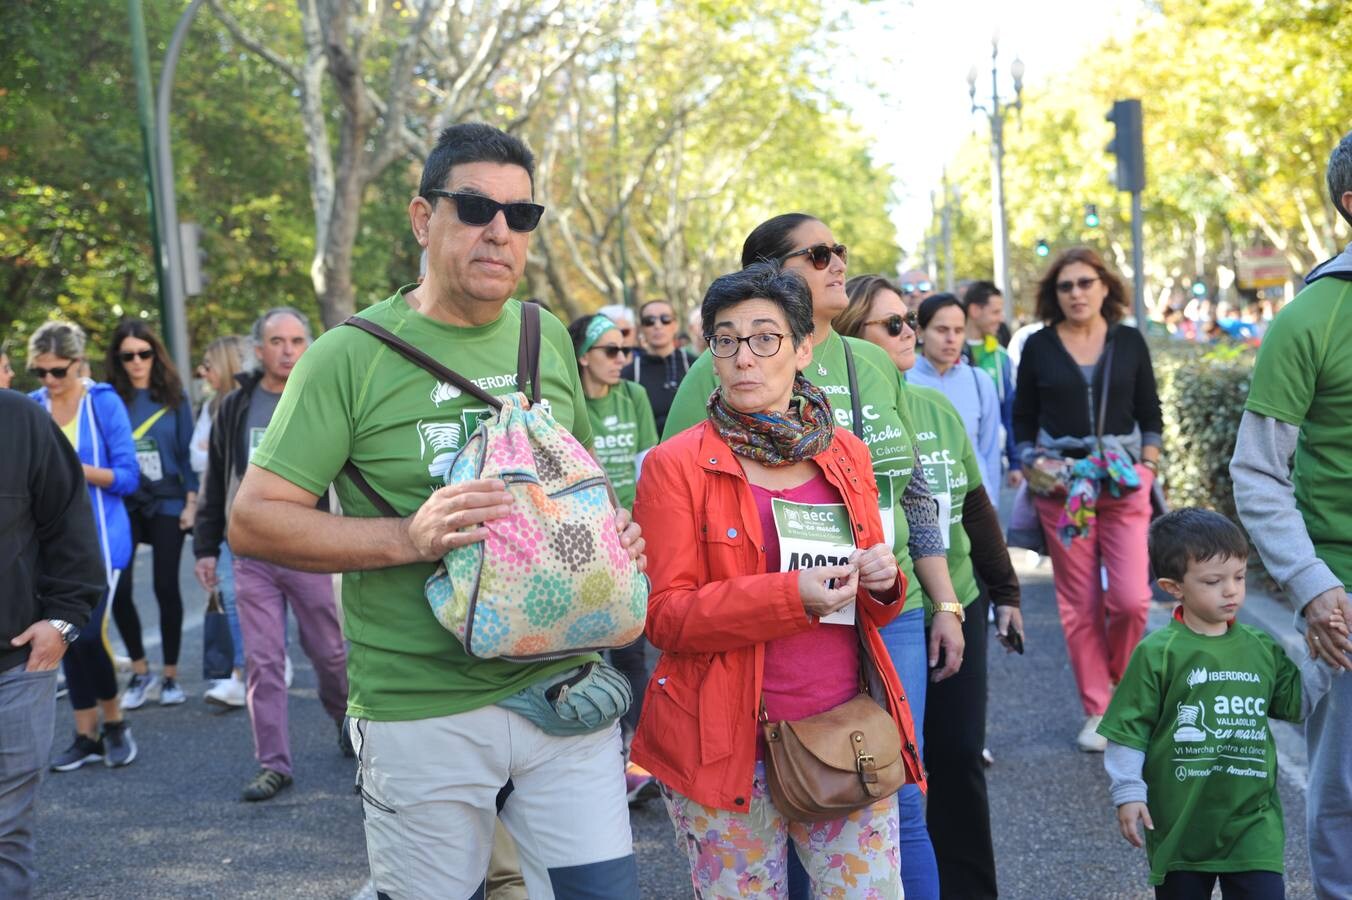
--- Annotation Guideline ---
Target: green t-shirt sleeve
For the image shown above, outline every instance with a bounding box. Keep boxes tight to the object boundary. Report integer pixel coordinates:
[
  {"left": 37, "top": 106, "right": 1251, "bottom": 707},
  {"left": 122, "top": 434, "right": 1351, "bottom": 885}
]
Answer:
[
  {"left": 632, "top": 382, "right": 658, "bottom": 453},
  {"left": 251, "top": 329, "right": 355, "bottom": 496},
  {"left": 1266, "top": 634, "right": 1304, "bottom": 722},
  {"left": 1245, "top": 300, "right": 1326, "bottom": 427},
  {"left": 1098, "top": 640, "right": 1162, "bottom": 751},
  {"left": 661, "top": 350, "right": 717, "bottom": 440}
]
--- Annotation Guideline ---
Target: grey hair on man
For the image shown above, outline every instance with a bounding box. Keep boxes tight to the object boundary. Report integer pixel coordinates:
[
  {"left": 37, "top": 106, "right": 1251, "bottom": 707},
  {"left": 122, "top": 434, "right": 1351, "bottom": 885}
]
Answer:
[
  {"left": 1327, "top": 129, "right": 1352, "bottom": 226},
  {"left": 251, "top": 307, "right": 313, "bottom": 344}
]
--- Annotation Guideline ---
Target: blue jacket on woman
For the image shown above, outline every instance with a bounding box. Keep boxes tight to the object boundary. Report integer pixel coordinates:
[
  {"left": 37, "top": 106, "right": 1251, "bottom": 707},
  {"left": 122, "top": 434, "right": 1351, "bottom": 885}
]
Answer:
[{"left": 30, "top": 381, "right": 140, "bottom": 576}]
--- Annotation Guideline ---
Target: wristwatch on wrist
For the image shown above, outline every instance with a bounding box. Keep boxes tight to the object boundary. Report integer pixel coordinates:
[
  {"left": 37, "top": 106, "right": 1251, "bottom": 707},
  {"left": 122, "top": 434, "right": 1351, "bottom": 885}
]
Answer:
[
  {"left": 47, "top": 619, "right": 79, "bottom": 644},
  {"left": 1142, "top": 458, "right": 1160, "bottom": 474},
  {"left": 936, "top": 602, "right": 966, "bottom": 624}
]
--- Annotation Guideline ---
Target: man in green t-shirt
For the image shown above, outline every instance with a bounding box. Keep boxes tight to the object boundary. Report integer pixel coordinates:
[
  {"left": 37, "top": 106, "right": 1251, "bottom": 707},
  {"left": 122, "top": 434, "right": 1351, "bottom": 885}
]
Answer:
[
  {"left": 227, "top": 123, "right": 644, "bottom": 898},
  {"left": 1231, "top": 130, "right": 1352, "bottom": 900}
]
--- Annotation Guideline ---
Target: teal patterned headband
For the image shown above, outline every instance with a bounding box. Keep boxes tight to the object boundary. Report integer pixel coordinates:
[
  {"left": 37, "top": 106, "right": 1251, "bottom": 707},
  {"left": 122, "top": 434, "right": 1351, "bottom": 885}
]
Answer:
[{"left": 580, "top": 315, "right": 620, "bottom": 355}]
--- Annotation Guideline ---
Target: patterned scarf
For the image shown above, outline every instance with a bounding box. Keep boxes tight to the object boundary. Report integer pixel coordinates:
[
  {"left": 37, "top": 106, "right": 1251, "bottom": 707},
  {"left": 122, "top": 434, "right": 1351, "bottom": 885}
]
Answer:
[
  {"left": 1056, "top": 449, "right": 1141, "bottom": 545},
  {"left": 706, "top": 374, "right": 835, "bottom": 466}
]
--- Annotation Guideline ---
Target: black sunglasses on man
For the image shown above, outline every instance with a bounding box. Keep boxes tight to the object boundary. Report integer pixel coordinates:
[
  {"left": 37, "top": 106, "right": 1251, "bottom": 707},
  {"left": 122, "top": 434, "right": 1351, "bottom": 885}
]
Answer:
[{"left": 424, "top": 189, "right": 545, "bottom": 233}]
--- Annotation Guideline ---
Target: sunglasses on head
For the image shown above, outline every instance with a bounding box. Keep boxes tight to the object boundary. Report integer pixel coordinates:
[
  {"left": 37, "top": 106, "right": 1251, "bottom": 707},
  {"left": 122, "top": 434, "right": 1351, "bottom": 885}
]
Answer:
[
  {"left": 590, "top": 344, "right": 632, "bottom": 360},
  {"left": 119, "top": 349, "right": 155, "bottom": 363},
  {"left": 29, "top": 364, "right": 74, "bottom": 379},
  {"left": 863, "top": 313, "right": 918, "bottom": 337},
  {"left": 900, "top": 281, "right": 933, "bottom": 296},
  {"left": 783, "top": 243, "right": 848, "bottom": 270},
  {"left": 641, "top": 314, "right": 674, "bottom": 327},
  {"left": 424, "top": 189, "right": 545, "bottom": 233},
  {"left": 1056, "top": 275, "right": 1101, "bottom": 295}
]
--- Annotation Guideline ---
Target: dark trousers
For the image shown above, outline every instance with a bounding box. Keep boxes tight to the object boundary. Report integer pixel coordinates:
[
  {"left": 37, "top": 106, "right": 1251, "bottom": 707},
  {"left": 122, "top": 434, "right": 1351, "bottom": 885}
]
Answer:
[
  {"left": 925, "top": 592, "right": 997, "bottom": 900},
  {"left": 607, "top": 636, "right": 649, "bottom": 737},
  {"left": 111, "top": 512, "right": 186, "bottom": 667},
  {"left": 0, "top": 667, "right": 57, "bottom": 900},
  {"left": 1155, "top": 870, "right": 1284, "bottom": 900},
  {"left": 64, "top": 582, "right": 118, "bottom": 711}
]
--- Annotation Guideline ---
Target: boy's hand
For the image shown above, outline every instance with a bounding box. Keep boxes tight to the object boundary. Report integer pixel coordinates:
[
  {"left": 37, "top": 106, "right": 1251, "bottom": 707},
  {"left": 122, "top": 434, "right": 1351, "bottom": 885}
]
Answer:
[{"left": 1116, "top": 801, "right": 1153, "bottom": 848}]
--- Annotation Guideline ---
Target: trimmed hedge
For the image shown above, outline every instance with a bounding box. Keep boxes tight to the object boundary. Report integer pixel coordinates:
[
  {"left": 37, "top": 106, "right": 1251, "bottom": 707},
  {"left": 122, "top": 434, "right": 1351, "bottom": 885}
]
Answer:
[{"left": 1150, "top": 339, "right": 1255, "bottom": 522}]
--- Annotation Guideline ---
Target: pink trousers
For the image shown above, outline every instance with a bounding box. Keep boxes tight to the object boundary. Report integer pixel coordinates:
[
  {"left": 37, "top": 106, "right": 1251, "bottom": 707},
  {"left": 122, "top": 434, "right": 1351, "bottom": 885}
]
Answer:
[{"left": 1035, "top": 466, "right": 1154, "bottom": 716}]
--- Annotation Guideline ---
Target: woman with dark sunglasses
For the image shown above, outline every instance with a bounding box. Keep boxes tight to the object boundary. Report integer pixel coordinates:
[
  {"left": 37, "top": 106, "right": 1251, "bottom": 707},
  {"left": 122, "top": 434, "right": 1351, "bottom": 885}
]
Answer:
[
  {"left": 567, "top": 312, "right": 659, "bottom": 802},
  {"left": 662, "top": 214, "right": 969, "bottom": 900},
  {"left": 26, "top": 321, "right": 140, "bottom": 770},
  {"left": 104, "top": 321, "right": 199, "bottom": 710},
  {"left": 1012, "top": 247, "right": 1162, "bottom": 754},
  {"left": 621, "top": 299, "right": 695, "bottom": 434},
  {"left": 837, "top": 274, "right": 1022, "bottom": 900}
]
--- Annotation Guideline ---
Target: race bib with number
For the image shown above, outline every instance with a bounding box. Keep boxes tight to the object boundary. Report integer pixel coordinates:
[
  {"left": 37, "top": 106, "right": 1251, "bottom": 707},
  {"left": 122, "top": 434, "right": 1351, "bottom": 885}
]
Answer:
[
  {"left": 772, "top": 498, "right": 857, "bottom": 625},
  {"left": 135, "top": 436, "right": 163, "bottom": 481}
]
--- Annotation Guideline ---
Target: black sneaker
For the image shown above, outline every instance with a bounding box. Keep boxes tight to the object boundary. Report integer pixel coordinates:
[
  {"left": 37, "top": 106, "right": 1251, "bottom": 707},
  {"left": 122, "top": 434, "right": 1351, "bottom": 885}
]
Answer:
[
  {"left": 338, "top": 719, "right": 355, "bottom": 759},
  {"left": 102, "top": 720, "right": 138, "bottom": 768},
  {"left": 242, "top": 768, "right": 293, "bottom": 802},
  {"left": 51, "top": 733, "right": 104, "bottom": 772}
]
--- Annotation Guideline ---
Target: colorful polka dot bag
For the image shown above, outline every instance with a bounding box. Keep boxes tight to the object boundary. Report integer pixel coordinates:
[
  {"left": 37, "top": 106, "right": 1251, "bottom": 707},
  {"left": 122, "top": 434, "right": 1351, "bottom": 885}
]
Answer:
[{"left": 424, "top": 392, "right": 649, "bottom": 661}]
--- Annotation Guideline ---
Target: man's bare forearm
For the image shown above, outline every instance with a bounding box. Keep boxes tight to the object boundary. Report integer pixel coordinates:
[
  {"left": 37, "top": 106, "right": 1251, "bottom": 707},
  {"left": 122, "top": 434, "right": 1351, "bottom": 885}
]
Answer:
[{"left": 229, "top": 491, "right": 419, "bottom": 573}]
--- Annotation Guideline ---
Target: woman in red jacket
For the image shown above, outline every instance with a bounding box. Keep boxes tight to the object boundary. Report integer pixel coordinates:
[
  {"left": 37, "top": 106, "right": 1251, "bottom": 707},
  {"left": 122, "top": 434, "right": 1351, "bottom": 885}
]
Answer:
[{"left": 632, "top": 262, "right": 923, "bottom": 898}]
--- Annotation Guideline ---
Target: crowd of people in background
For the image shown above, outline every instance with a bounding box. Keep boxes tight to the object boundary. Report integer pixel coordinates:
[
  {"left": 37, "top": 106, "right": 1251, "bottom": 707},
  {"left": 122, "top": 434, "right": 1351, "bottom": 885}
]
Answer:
[{"left": 3, "top": 121, "right": 1352, "bottom": 900}]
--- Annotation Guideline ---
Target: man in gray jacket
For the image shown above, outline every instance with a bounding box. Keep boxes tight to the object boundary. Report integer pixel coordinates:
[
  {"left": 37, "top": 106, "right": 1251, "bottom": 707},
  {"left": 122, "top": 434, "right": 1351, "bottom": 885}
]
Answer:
[{"left": 1232, "top": 129, "right": 1352, "bottom": 900}]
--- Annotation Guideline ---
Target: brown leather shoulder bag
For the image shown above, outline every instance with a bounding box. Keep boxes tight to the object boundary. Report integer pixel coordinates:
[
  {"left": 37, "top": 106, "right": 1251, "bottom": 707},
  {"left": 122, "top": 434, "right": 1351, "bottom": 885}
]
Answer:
[{"left": 760, "top": 639, "right": 906, "bottom": 823}]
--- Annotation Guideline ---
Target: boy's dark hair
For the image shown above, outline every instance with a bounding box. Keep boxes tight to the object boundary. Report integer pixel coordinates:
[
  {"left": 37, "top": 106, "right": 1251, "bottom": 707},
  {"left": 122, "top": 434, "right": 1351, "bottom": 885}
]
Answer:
[
  {"left": 419, "top": 123, "right": 535, "bottom": 198},
  {"left": 1148, "top": 507, "right": 1249, "bottom": 582}
]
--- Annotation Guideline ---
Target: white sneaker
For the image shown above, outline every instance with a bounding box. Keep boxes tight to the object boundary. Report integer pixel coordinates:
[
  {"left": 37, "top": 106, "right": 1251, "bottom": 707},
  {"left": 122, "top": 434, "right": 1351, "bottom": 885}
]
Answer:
[
  {"left": 1077, "top": 714, "right": 1108, "bottom": 752},
  {"left": 284, "top": 655, "right": 294, "bottom": 688},
  {"left": 204, "top": 674, "right": 246, "bottom": 708},
  {"left": 120, "top": 673, "right": 158, "bottom": 711}
]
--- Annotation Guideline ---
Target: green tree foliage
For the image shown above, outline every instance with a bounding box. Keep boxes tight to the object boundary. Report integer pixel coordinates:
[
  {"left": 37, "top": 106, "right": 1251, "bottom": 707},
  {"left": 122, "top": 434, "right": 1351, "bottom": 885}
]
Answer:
[
  {"left": 932, "top": 1, "right": 1352, "bottom": 318},
  {"left": 2, "top": 0, "right": 898, "bottom": 364}
]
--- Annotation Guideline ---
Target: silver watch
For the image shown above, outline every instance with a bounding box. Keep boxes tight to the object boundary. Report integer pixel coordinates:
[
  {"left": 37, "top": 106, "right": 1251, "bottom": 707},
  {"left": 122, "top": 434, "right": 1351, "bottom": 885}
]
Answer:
[{"left": 47, "top": 619, "right": 79, "bottom": 644}]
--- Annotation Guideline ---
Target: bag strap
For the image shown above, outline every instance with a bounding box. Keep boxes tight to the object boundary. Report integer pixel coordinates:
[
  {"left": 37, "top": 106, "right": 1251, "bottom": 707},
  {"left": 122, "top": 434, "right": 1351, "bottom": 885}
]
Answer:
[
  {"left": 1094, "top": 339, "right": 1116, "bottom": 440},
  {"left": 133, "top": 406, "right": 170, "bottom": 440},
  {"left": 841, "top": 338, "right": 864, "bottom": 440},
  {"left": 517, "top": 301, "right": 541, "bottom": 405},
  {"left": 341, "top": 316, "right": 502, "bottom": 409},
  {"left": 341, "top": 460, "right": 399, "bottom": 517}
]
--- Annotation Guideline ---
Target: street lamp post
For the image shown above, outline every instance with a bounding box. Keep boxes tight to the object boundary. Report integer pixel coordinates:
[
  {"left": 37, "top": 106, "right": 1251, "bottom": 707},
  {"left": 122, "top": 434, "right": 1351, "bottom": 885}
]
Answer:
[{"left": 968, "top": 33, "right": 1024, "bottom": 322}]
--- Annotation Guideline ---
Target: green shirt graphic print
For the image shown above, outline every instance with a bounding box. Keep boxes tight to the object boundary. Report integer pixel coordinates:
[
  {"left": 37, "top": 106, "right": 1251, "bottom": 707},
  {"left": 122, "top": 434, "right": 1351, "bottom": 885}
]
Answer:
[
  {"left": 907, "top": 385, "right": 981, "bottom": 614},
  {"left": 585, "top": 380, "right": 657, "bottom": 510},
  {"left": 1098, "top": 619, "right": 1302, "bottom": 885},
  {"left": 662, "top": 330, "right": 922, "bottom": 611},
  {"left": 250, "top": 289, "right": 595, "bottom": 722}
]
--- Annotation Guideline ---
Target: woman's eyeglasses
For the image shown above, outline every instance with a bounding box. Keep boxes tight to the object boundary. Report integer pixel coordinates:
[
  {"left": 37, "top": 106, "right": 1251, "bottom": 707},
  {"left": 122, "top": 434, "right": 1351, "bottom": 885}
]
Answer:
[
  {"left": 590, "top": 344, "right": 632, "bottom": 360},
  {"left": 29, "top": 364, "right": 74, "bottom": 379},
  {"left": 707, "top": 332, "right": 786, "bottom": 358},
  {"left": 119, "top": 349, "right": 155, "bottom": 363},
  {"left": 423, "top": 189, "right": 546, "bottom": 233},
  {"left": 782, "top": 243, "right": 847, "bottom": 270},
  {"left": 863, "top": 313, "right": 917, "bottom": 337},
  {"left": 1056, "top": 275, "right": 1101, "bottom": 295},
  {"left": 641, "top": 314, "right": 674, "bottom": 327}
]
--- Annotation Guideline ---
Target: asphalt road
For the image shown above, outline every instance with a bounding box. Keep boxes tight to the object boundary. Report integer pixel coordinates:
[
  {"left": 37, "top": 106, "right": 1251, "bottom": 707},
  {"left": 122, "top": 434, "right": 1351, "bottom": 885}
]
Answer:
[{"left": 32, "top": 546, "right": 1314, "bottom": 898}]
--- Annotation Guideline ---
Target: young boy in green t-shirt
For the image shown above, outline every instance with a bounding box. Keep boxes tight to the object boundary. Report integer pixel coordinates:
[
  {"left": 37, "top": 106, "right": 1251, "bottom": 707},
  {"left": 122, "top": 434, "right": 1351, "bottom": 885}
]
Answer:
[{"left": 1099, "top": 508, "right": 1343, "bottom": 899}]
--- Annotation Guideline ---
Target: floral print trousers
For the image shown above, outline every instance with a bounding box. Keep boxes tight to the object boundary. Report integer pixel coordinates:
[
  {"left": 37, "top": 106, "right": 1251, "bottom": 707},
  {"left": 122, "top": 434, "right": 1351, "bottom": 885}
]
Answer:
[{"left": 661, "top": 762, "right": 903, "bottom": 899}]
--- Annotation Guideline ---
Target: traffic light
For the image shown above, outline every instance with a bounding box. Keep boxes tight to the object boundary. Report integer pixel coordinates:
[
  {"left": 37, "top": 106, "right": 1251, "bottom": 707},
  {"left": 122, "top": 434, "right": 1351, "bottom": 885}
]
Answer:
[
  {"left": 1035, "top": 239, "right": 1050, "bottom": 258},
  {"left": 1191, "top": 279, "right": 1207, "bottom": 298},
  {"left": 1084, "top": 204, "right": 1100, "bottom": 228},
  {"left": 1106, "top": 99, "right": 1145, "bottom": 193}
]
